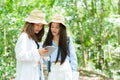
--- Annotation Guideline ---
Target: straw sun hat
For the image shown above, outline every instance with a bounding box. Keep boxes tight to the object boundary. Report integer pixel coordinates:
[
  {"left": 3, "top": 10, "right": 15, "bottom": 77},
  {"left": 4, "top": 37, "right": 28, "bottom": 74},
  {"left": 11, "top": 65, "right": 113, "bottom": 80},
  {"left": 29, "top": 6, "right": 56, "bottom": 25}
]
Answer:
[
  {"left": 25, "top": 9, "right": 47, "bottom": 24},
  {"left": 49, "top": 14, "right": 66, "bottom": 27}
]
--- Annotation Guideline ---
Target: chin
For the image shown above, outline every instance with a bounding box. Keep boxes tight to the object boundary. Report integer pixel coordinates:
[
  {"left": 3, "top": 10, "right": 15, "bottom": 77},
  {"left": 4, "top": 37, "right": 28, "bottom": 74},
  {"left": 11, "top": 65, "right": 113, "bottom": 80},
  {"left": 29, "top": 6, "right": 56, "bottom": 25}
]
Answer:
[
  {"left": 35, "top": 32, "right": 39, "bottom": 34},
  {"left": 52, "top": 33, "right": 56, "bottom": 36},
  {"left": 53, "top": 34, "right": 58, "bottom": 36}
]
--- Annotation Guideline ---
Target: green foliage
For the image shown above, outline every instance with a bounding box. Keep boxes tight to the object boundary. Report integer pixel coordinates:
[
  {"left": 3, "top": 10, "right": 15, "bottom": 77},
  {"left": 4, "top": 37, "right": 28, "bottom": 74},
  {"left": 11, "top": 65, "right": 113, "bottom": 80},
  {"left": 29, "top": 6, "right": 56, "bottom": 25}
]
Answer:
[{"left": 0, "top": 0, "right": 120, "bottom": 79}]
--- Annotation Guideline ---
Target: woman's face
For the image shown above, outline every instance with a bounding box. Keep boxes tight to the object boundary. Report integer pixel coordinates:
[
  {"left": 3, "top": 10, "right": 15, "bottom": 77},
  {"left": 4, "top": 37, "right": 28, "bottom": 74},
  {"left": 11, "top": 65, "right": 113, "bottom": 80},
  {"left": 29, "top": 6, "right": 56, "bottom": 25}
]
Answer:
[
  {"left": 34, "top": 23, "right": 44, "bottom": 34},
  {"left": 51, "top": 22, "right": 60, "bottom": 37}
]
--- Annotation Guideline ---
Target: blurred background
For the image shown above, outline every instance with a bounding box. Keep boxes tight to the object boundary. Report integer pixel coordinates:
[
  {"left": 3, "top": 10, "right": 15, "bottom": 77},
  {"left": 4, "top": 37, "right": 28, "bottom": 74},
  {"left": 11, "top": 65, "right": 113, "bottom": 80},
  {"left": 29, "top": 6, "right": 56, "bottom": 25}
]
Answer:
[{"left": 0, "top": 0, "right": 120, "bottom": 80}]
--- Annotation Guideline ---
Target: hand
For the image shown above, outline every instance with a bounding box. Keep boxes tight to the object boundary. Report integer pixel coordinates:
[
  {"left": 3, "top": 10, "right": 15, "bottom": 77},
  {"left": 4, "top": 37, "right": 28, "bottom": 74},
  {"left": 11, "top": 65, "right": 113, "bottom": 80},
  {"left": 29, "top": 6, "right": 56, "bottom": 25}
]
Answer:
[{"left": 38, "top": 48, "right": 48, "bottom": 56}]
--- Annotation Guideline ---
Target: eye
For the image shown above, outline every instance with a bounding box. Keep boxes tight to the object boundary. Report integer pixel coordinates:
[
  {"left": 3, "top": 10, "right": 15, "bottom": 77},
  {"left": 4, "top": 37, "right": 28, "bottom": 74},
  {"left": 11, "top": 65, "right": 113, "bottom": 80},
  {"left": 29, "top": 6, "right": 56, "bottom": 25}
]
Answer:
[
  {"left": 56, "top": 26, "right": 60, "bottom": 29},
  {"left": 51, "top": 26, "right": 54, "bottom": 28},
  {"left": 40, "top": 24, "right": 44, "bottom": 26}
]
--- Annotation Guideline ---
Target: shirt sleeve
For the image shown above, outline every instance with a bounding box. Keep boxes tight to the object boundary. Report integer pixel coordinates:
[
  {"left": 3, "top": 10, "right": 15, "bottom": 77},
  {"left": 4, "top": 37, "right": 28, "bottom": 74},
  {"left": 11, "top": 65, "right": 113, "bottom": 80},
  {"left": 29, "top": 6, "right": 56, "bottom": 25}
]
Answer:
[
  {"left": 15, "top": 33, "right": 40, "bottom": 62},
  {"left": 68, "top": 37, "right": 78, "bottom": 71}
]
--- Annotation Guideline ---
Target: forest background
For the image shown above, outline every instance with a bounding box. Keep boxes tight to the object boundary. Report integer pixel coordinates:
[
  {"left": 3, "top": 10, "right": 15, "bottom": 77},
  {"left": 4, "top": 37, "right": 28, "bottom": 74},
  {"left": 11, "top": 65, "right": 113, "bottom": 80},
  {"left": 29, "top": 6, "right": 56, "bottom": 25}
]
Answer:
[{"left": 0, "top": 0, "right": 120, "bottom": 80}]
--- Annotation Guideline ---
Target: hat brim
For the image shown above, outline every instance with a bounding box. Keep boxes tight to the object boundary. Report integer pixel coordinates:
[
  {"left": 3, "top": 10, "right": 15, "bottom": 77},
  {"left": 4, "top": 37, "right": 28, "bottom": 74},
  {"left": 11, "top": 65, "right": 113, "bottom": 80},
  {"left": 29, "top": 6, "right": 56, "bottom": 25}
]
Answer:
[
  {"left": 25, "top": 18, "right": 47, "bottom": 25},
  {"left": 48, "top": 20, "right": 66, "bottom": 27}
]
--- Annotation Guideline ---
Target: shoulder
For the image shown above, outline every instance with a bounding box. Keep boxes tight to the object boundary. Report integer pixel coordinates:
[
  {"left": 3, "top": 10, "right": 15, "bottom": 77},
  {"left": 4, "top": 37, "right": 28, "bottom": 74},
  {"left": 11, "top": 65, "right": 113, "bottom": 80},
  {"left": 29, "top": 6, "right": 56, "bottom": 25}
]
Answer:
[
  {"left": 67, "top": 36, "right": 75, "bottom": 46},
  {"left": 67, "top": 36, "right": 73, "bottom": 41},
  {"left": 18, "top": 32, "right": 29, "bottom": 40},
  {"left": 20, "top": 32, "right": 28, "bottom": 37},
  {"left": 67, "top": 36, "right": 73, "bottom": 45}
]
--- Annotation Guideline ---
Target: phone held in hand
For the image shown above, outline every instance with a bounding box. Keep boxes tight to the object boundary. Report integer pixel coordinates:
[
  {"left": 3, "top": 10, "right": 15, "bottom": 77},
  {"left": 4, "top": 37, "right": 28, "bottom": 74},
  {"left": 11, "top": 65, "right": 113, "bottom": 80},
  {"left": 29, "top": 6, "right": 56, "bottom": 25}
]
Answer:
[{"left": 44, "top": 46, "right": 56, "bottom": 56}]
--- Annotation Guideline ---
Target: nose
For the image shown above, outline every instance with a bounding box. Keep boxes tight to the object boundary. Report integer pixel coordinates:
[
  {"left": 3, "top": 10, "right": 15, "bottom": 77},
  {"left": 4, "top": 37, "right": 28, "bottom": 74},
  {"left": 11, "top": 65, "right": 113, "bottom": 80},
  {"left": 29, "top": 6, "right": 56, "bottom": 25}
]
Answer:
[
  {"left": 52, "top": 27, "right": 56, "bottom": 30},
  {"left": 38, "top": 26, "right": 43, "bottom": 30}
]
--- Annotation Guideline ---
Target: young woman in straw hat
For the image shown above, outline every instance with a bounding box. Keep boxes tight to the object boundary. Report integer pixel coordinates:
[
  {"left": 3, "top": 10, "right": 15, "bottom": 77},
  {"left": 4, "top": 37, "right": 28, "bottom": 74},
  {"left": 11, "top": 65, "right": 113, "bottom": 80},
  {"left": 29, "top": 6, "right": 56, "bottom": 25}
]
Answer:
[
  {"left": 15, "top": 10, "right": 48, "bottom": 80},
  {"left": 43, "top": 14, "right": 78, "bottom": 80}
]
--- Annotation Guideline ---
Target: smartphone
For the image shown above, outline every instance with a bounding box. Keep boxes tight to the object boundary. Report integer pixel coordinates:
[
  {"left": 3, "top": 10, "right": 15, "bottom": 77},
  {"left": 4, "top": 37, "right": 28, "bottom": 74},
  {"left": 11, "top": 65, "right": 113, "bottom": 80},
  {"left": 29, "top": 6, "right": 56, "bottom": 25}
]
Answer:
[{"left": 44, "top": 46, "right": 56, "bottom": 56}]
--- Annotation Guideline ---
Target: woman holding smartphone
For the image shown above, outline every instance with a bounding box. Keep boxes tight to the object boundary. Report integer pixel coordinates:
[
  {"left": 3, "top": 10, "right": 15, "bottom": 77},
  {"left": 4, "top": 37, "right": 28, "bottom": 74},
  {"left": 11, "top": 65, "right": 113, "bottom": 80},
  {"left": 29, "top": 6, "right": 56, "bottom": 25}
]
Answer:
[
  {"left": 15, "top": 10, "right": 48, "bottom": 80},
  {"left": 43, "top": 14, "right": 78, "bottom": 80}
]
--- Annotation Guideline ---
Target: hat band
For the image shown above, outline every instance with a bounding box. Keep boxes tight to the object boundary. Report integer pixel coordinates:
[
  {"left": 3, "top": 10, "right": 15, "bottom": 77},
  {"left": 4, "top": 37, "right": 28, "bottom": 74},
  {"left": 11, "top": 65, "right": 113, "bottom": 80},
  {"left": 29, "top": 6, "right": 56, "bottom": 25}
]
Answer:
[{"left": 30, "top": 15, "right": 44, "bottom": 19}]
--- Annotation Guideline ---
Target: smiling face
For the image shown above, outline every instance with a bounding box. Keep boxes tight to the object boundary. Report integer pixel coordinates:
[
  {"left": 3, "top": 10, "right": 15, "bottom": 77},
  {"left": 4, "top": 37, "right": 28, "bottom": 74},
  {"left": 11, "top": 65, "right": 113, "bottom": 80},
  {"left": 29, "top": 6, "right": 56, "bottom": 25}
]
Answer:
[
  {"left": 51, "top": 22, "right": 60, "bottom": 37},
  {"left": 33, "top": 23, "right": 44, "bottom": 34}
]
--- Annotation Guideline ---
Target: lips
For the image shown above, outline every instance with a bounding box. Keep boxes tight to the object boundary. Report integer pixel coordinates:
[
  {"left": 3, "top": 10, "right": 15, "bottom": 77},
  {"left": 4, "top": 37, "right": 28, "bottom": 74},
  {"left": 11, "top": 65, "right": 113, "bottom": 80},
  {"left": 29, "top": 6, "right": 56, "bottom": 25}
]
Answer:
[
  {"left": 35, "top": 30, "right": 40, "bottom": 33},
  {"left": 52, "top": 31, "right": 57, "bottom": 34}
]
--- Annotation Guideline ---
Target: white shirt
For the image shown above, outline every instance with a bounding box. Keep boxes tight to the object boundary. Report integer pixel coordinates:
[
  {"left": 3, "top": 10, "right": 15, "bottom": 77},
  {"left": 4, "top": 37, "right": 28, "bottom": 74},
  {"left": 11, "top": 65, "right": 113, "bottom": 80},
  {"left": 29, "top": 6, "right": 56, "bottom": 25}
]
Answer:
[{"left": 15, "top": 32, "right": 44, "bottom": 80}]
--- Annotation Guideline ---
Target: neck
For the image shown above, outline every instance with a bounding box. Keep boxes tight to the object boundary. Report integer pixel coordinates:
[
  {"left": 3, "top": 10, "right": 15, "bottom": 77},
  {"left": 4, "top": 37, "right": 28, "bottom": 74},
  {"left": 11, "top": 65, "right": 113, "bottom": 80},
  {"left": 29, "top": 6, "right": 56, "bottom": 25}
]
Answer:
[{"left": 53, "top": 35, "right": 59, "bottom": 45}]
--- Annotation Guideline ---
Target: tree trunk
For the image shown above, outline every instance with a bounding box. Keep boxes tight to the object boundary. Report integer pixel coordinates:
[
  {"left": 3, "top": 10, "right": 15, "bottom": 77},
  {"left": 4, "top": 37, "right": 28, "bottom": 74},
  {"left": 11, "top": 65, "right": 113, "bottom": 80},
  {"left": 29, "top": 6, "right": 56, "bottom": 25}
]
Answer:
[
  {"left": 118, "top": 0, "right": 120, "bottom": 14},
  {"left": 4, "top": 28, "right": 6, "bottom": 54},
  {"left": 118, "top": 0, "right": 120, "bottom": 45},
  {"left": 79, "top": 23, "right": 86, "bottom": 67},
  {"left": 75, "top": 0, "right": 87, "bottom": 67}
]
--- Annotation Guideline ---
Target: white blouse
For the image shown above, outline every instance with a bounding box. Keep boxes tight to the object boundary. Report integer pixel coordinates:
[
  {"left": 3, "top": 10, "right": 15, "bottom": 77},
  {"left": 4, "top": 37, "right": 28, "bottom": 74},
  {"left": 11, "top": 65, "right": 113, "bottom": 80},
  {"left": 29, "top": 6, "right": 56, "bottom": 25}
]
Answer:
[{"left": 15, "top": 32, "right": 44, "bottom": 80}]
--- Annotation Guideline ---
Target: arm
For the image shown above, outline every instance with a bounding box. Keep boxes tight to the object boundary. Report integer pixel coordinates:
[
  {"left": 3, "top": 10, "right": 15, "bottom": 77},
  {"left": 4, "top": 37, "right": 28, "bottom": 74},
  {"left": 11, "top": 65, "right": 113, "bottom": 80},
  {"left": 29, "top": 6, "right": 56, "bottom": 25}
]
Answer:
[
  {"left": 15, "top": 33, "right": 40, "bottom": 62},
  {"left": 68, "top": 37, "right": 78, "bottom": 71}
]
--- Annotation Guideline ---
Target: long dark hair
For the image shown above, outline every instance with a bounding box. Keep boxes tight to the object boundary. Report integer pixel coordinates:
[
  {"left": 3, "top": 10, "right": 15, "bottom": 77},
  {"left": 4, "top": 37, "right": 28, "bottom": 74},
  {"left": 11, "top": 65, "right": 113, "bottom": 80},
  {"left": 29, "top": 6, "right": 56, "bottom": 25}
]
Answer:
[
  {"left": 43, "top": 23, "right": 68, "bottom": 64},
  {"left": 22, "top": 22, "right": 44, "bottom": 42}
]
